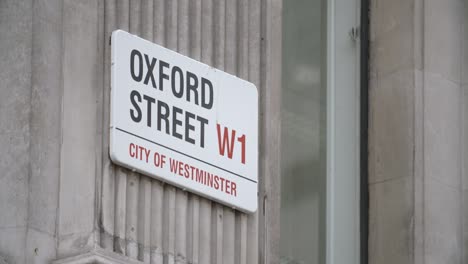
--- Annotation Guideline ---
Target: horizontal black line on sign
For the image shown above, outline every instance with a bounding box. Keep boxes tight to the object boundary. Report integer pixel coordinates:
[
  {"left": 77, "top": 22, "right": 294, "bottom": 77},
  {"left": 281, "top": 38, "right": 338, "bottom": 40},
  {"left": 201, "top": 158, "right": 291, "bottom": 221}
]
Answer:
[{"left": 115, "top": 127, "right": 257, "bottom": 183}]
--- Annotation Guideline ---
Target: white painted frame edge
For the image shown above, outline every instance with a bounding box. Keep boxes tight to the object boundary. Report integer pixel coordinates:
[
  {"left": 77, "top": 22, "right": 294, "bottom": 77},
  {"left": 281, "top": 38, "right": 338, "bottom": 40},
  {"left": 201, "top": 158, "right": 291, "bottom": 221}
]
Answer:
[{"left": 326, "top": 0, "right": 361, "bottom": 263}]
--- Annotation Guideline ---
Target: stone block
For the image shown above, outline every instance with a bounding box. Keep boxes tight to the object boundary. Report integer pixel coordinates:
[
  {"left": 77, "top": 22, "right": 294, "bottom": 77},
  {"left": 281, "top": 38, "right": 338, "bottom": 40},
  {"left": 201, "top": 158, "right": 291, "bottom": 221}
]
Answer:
[
  {"left": 53, "top": 248, "right": 144, "bottom": 264},
  {"left": 368, "top": 177, "right": 413, "bottom": 264},
  {"left": 463, "top": 85, "right": 468, "bottom": 191},
  {"left": 33, "top": 0, "right": 62, "bottom": 24},
  {"left": 371, "top": 0, "right": 413, "bottom": 41},
  {"left": 369, "top": 69, "right": 414, "bottom": 183},
  {"left": 25, "top": 228, "right": 57, "bottom": 264},
  {"left": 369, "top": 0, "right": 378, "bottom": 43},
  {"left": 28, "top": 4, "right": 63, "bottom": 235},
  {"left": 0, "top": 227, "right": 26, "bottom": 264},
  {"left": 424, "top": 0, "right": 463, "bottom": 83},
  {"left": 371, "top": 23, "right": 413, "bottom": 76},
  {"left": 0, "top": 134, "right": 29, "bottom": 228},
  {"left": 0, "top": 0, "right": 32, "bottom": 135},
  {"left": 57, "top": 0, "right": 98, "bottom": 248},
  {"left": 463, "top": 190, "right": 468, "bottom": 263},
  {"left": 424, "top": 73, "right": 461, "bottom": 188},
  {"left": 56, "top": 231, "right": 94, "bottom": 259},
  {"left": 424, "top": 178, "right": 462, "bottom": 264},
  {"left": 463, "top": 1, "right": 468, "bottom": 85}
]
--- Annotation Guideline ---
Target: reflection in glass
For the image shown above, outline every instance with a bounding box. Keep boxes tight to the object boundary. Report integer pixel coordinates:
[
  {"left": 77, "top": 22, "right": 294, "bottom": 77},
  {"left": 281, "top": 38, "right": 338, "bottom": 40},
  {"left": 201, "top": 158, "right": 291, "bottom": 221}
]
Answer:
[{"left": 280, "top": 0, "right": 326, "bottom": 263}]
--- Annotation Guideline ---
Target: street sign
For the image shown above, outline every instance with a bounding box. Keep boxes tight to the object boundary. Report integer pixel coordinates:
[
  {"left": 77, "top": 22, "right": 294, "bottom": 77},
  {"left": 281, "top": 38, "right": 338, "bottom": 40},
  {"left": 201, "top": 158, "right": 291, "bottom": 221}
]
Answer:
[{"left": 110, "top": 30, "right": 258, "bottom": 213}]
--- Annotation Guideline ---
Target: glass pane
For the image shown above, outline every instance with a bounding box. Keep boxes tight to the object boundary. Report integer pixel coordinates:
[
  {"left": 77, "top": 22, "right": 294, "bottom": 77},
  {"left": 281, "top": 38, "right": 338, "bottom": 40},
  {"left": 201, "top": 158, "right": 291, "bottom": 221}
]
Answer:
[{"left": 280, "top": 0, "right": 327, "bottom": 263}]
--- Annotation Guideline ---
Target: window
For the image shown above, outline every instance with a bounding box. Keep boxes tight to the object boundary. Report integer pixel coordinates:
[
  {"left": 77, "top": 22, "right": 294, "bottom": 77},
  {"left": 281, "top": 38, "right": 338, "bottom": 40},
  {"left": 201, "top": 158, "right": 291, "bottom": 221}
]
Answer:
[{"left": 280, "top": 0, "right": 361, "bottom": 263}]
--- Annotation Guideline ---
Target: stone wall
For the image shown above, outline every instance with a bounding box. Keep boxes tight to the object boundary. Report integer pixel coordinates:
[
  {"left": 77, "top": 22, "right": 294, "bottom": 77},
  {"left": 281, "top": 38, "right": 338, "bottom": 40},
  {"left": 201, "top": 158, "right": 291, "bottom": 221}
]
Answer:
[
  {"left": 0, "top": 1, "right": 282, "bottom": 263},
  {"left": 369, "top": 0, "right": 468, "bottom": 263}
]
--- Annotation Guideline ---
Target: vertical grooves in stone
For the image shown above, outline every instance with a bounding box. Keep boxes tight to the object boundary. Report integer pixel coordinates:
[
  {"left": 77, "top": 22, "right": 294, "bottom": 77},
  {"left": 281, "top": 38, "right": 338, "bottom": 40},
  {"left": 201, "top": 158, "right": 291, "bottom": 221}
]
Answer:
[
  {"left": 150, "top": 1, "right": 165, "bottom": 263},
  {"left": 175, "top": 189, "right": 188, "bottom": 264},
  {"left": 223, "top": 207, "right": 236, "bottom": 264},
  {"left": 225, "top": 0, "right": 237, "bottom": 75},
  {"left": 139, "top": 2, "right": 154, "bottom": 261},
  {"left": 138, "top": 177, "right": 152, "bottom": 263},
  {"left": 188, "top": 194, "right": 200, "bottom": 264},
  {"left": 163, "top": 0, "right": 178, "bottom": 264},
  {"left": 258, "top": 0, "right": 267, "bottom": 261},
  {"left": 114, "top": 168, "right": 128, "bottom": 255},
  {"left": 199, "top": 198, "right": 212, "bottom": 264},
  {"left": 129, "top": 0, "right": 141, "bottom": 35},
  {"left": 187, "top": 1, "right": 202, "bottom": 263},
  {"left": 150, "top": 180, "right": 164, "bottom": 264},
  {"left": 116, "top": 0, "right": 130, "bottom": 30},
  {"left": 165, "top": 0, "right": 178, "bottom": 50},
  {"left": 214, "top": 0, "right": 225, "bottom": 70},
  {"left": 163, "top": 185, "right": 176, "bottom": 264},
  {"left": 100, "top": 1, "right": 261, "bottom": 263},
  {"left": 236, "top": 1, "right": 250, "bottom": 263},
  {"left": 237, "top": 0, "right": 249, "bottom": 80},
  {"left": 235, "top": 214, "right": 248, "bottom": 264},
  {"left": 175, "top": 1, "right": 189, "bottom": 263},
  {"left": 114, "top": 0, "right": 129, "bottom": 255},
  {"left": 201, "top": 0, "right": 214, "bottom": 66},
  {"left": 163, "top": 1, "right": 178, "bottom": 262},
  {"left": 126, "top": 1, "right": 141, "bottom": 259},
  {"left": 125, "top": 172, "right": 139, "bottom": 258},
  {"left": 101, "top": 0, "right": 117, "bottom": 251},
  {"left": 247, "top": 0, "right": 261, "bottom": 263},
  {"left": 199, "top": 1, "right": 213, "bottom": 263},
  {"left": 154, "top": 0, "right": 165, "bottom": 46},
  {"left": 177, "top": 0, "right": 189, "bottom": 55},
  {"left": 212, "top": 1, "right": 225, "bottom": 263},
  {"left": 96, "top": 0, "right": 105, "bottom": 249},
  {"left": 212, "top": 204, "right": 224, "bottom": 264},
  {"left": 141, "top": 0, "right": 154, "bottom": 41},
  {"left": 190, "top": 0, "right": 202, "bottom": 59},
  {"left": 223, "top": 1, "right": 237, "bottom": 264}
]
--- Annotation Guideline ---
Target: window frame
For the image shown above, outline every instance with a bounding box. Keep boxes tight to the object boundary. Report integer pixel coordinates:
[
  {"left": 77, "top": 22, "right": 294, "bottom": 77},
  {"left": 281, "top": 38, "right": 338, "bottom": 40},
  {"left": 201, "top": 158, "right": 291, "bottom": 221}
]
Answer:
[{"left": 325, "top": 0, "right": 365, "bottom": 264}]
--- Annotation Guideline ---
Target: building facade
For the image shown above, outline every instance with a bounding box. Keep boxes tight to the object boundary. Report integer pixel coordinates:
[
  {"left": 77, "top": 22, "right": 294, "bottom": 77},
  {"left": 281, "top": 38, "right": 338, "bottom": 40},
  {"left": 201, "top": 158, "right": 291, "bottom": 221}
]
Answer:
[{"left": 0, "top": 0, "right": 467, "bottom": 264}]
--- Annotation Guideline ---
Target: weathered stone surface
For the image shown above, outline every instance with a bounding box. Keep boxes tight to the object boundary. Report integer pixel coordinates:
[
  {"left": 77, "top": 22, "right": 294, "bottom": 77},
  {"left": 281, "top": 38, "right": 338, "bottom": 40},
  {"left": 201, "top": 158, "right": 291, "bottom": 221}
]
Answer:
[
  {"left": 371, "top": 20, "right": 413, "bottom": 76},
  {"left": 463, "top": 190, "right": 468, "bottom": 263},
  {"left": 25, "top": 228, "right": 57, "bottom": 264},
  {"left": 370, "top": 1, "right": 467, "bottom": 264},
  {"left": 370, "top": 0, "right": 413, "bottom": 41},
  {"left": 0, "top": 255, "right": 8, "bottom": 264},
  {"left": 0, "top": 1, "right": 32, "bottom": 263},
  {"left": 0, "top": 227, "right": 27, "bottom": 264},
  {"left": 369, "top": 177, "right": 413, "bottom": 264},
  {"left": 424, "top": 0, "right": 464, "bottom": 83},
  {"left": 369, "top": 69, "right": 414, "bottom": 184},
  {"left": 424, "top": 73, "right": 462, "bottom": 188},
  {"left": 425, "top": 178, "right": 462, "bottom": 264},
  {"left": 28, "top": 0, "right": 62, "bottom": 237}
]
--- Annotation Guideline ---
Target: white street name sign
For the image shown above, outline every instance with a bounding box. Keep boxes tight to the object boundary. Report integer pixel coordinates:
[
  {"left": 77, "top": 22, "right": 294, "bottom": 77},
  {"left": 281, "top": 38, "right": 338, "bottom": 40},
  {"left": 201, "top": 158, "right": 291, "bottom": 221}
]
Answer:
[{"left": 110, "top": 30, "right": 258, "bottom": 213}]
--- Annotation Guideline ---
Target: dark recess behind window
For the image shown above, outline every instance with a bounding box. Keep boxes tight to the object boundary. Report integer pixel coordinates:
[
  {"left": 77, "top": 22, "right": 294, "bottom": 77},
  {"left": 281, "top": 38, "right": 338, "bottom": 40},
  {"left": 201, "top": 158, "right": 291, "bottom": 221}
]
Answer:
[{"left": 360, "top": 0, "right": 370, "bottom": 263}]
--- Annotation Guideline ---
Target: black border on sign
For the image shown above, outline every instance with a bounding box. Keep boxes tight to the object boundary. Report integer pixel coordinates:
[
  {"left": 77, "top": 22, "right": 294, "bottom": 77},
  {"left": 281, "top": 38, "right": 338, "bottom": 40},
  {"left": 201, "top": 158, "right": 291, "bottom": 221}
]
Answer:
[{"left": 360, "top": 0, "right": 370, "bottom": 263}]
